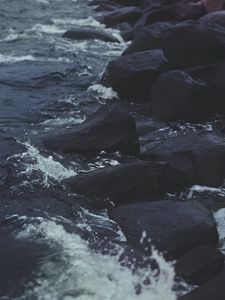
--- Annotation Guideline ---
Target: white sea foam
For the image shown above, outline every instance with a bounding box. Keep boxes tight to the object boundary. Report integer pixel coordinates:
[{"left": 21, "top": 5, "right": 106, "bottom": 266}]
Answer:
[
  {"left": 88, "top": 84, "right": 119, "bottom": 100},
  {"left": 214, "top": 208, "right": 225, "bottom": 253},
  {"left": 36, "top": 0, "right": 49, "bottom": 4},
  {"left": 42, "top": 116, "right": 85, "bottom": 127},
  {"left": 52, "top": 16, "right": 104, "bottom": 28},
  {"left": 31, "top": 24, "right": 65, "bottom": 34},
  {"left": 18, "top": 219, "right": 177, "bottom": 300},
  {"left": 0, "top": 53, "right": 71, "bottom": 64},
  {"left": 0, "top": 54, "right": 36, "bottom": 64},
  {"left": 187, "top": 185, "right": 225, "bottom": 199},
  {"left": 12, "top": 142, "right": 77, "bottom": 187}
]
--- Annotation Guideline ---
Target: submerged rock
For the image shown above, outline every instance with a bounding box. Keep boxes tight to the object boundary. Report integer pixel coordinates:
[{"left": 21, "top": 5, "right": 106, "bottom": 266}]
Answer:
[
  {"left": 150, "top": 70, "right": 211, "bottom": 121},
  {"left": 102, "top": 49, "right": 167, "bottom": 100},
  {"left": 109, "top": 200, "right": 218, "bottom": 258},
  {"left": 63, "top": 29, "right": 120, "bottom": 43},
  {"left": 43, "top": 104, "right": 140, "bottom": 155},
  {"left": 64, "top": 161, "right": 191, "bottom": 205},
  {"left": 141, "top": 132, "right": 225, "bottom": 187}
]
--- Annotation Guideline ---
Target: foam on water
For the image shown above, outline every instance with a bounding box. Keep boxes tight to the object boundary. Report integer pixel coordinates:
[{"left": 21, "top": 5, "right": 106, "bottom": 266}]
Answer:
[
  {"left": 12, "top": 142, "right": 77, "bottom": 187},
  {"left": 0, "top": 53, "right": 71, "bottom": 64},
  {"left": 31, "top": 24, "right": 65, "bottom": 35},
  {"left": 52, "top": 16, "right": 104, "bottom": 28},
  {"left": 0, "top": 53, "right": 36, "bottom": 64},
  {"left": 42, "top": 116, "right": 86, "bottom": 127},
  {"left": 17, "top": 219, "right": 177, "bottom": 300},
  {"left": 187, "top": 185, "right": 225, "bottom": 199},
  {"left": 88, "top": 84, "right": 119, "bottom": 101},
  {"left": 214, "top": 208, "right": 225, "bottom": 253}
]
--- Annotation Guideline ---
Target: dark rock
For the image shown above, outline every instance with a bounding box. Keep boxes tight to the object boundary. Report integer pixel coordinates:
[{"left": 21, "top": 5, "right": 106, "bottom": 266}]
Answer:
[
  {"left": 123, "top": 20, "right": 225, "bottom": 69},
  {"left": 179, "top": 267, "right": 225, "bottom": 300},
  {"left": 64, "top": 161, "right": 192, "bottom": 206},
  {"left": 150, "top": 70, "right": 211, "bottom": 121},
  {"left": 200, "top": 11, "right": 225, "bottom": 28},
  {"left": 101, "top": 6, "right": 142, "bottom": 27},
  {"left": 211, "top": 62, "right": 225, "bottom": 115},
  {"left": 109, "top": 200, "right": 218, "bottom": 258},
  {"left": 102, "top": 49, "right": 167, "bottom": 101},
  {"left": 141, "top": 131, "right": 225, "bottom": 187},
  {"left": 43, "top": 104, "right": 140, "bottom": 155},
  {"left": 63, "top": 29, "right": 120, "bottom": 43},
  {"left": 176, "top": 245, "right": 224, "bottom": 285},
  {"left": 185, "top": 61, "right": 222, "bottom": 82}
]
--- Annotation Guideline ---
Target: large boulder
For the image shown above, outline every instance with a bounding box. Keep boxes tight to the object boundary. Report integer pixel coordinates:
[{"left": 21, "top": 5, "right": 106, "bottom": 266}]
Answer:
[
  {"left": 150, "top": 70, "right": 211, "bottom": 121},
  {"left": 63, "top": 29, "right": 120, "bottom": 43},
  {"left": 123, "top": 20, "right": 225, "bottom": 69},
  {"left": 102, "top": 49, "right": 167, "bottom": 100},
  {"left": 100, "top": 6, "right": 142, "bottom": 27},
  {"left": 135, "top": 3, "right": 204, "bottom": 29},
  {"left": 176, "top": 245, "right": 224, "bottom": 285},
  {"left": 179, "top": 267, "right": 225, "bottom": 300},
  {"left": 109, "top": 200, "right": 218, "bottom": 258},
  {"left": 211, "top": 61, "right": 225, "bottom": 114},
  {"left": 64, "top": 161, "right": 191, "bottom": 205},
  {"left": 200, "top": 10, "right": 225, "bottom": 28},
  {"left": 141, "top": 132, "right": 225, "bottom": 187},
  {"left": 43, "top": 104, "right": 140, "bottom": 155}
]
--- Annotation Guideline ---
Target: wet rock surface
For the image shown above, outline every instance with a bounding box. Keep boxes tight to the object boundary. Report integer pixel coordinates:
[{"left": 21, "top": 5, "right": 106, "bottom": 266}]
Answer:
[
  {"left": 2, "top": 0, "right": 225, "bottom": 298},
  {"left": 102, "top": 49, "right": 167, "bottom": 100},
  {"left": 141, "top": 132, "right": 225, "bottom": 187},
  {"left": 109, "top": 200, "right": 219, "bottom": 258},
  {"left": 43, "top": 104, "right": 140, "bottom": 155},
  {"left": 64, "top": 161, "right": 190, "bottom": 205}
]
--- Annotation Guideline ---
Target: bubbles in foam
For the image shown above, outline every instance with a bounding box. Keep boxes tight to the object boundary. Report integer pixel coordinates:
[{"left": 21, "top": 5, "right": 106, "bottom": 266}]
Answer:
[
  {"left": 214, "top": 208, "right": 225, "bottom": 253},
  {"left": 12, "top": 142, "right": 77, "bottom": 187},
  {"left": 88, "top": 84, "right": 118, "bottom": 101},
  {"left": 18, "top": 219, "right": 177, "bottom": 300}
]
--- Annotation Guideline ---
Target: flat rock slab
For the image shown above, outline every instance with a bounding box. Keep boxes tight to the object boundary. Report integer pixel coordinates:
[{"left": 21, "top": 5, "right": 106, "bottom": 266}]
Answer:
[
  {"left": 43, "top": 104, "right": 140, "bottom": 155},
  {"left": 109, "top": 200, "right": 218, "bottom": 258},
  {"left": 102, "top": 49, "right": 167, "bottom": 100},
  {"left": 63, "top": 29, "right": 120, "bottom": 43},
  {"left": 64, "top": 161, "right": 191, "bottom": 205},
  {"left": 142, "top": 132, "right": 225, "bottom": 187}
]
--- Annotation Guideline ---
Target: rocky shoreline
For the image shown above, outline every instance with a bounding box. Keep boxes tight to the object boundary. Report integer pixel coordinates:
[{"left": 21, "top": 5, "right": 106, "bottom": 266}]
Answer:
[{"left": 58, "top": 0, "right": 225, "bottom": 298}]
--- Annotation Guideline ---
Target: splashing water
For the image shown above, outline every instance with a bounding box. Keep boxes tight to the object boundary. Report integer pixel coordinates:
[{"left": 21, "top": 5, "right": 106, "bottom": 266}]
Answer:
[
  {"left": 17, "top": 219, "right": 177, "bottom": 300},
  {"left": 12, "top": 142, "right": 77, "bottom": 187}
]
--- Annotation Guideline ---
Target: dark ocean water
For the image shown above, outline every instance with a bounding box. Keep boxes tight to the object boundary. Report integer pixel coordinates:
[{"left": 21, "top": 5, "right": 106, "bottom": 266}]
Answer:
[{"left": 0, "top": 1, "right": 191, "bottom": 299}]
